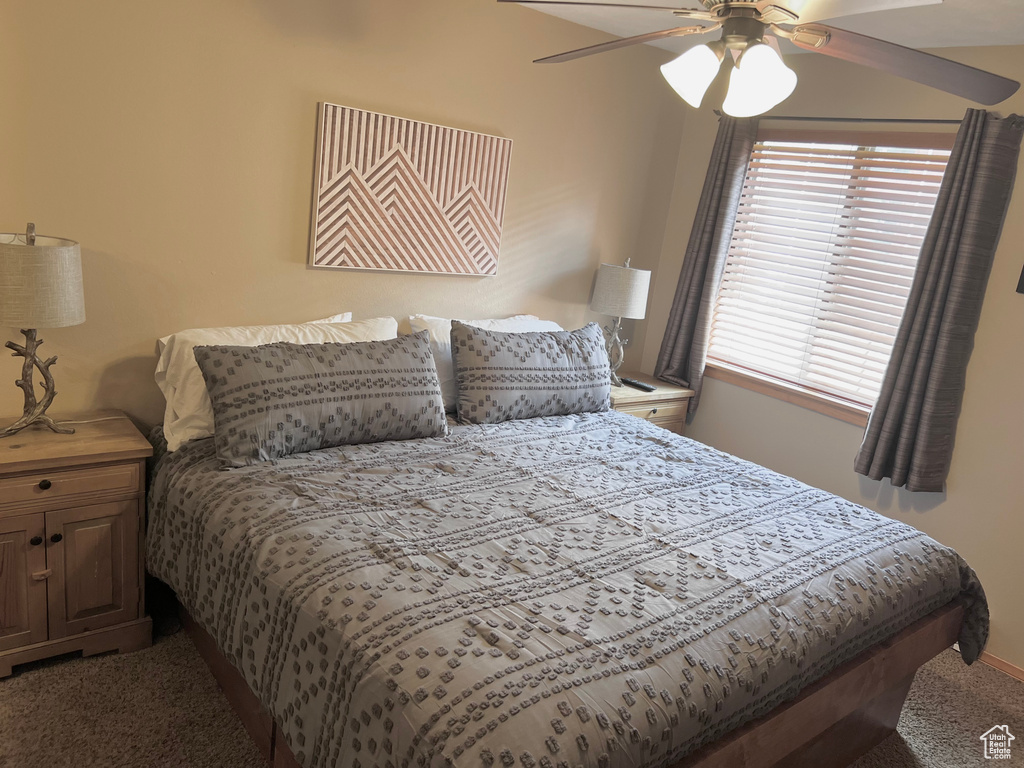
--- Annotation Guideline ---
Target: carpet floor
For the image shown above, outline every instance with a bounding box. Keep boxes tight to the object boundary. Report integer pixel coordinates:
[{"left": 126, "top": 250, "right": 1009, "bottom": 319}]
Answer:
[{"left": 0, "top": 632, "right": 1020, "bottom": 768}]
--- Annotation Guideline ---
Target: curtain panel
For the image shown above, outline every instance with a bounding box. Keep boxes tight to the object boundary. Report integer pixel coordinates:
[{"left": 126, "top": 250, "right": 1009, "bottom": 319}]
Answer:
[
  {"left": 654, "top": 116, "right": 759, "bottom": 414},
  {"left": 855, "top": 108, "right": 1024, "bottom": 492}
]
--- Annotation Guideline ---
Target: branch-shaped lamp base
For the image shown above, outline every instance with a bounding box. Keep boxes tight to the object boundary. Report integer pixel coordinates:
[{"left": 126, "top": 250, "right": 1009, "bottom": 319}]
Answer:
[
  {"left": 2, "top": 328, "right": 74, "bottom": 438},
  {"left": 603, "top": 316, "right": 627, "bottom": 387}
]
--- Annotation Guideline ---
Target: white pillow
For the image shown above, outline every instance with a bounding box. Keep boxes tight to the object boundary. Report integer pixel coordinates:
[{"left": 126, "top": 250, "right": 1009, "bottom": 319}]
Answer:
[
  {"left": 156, "top": 316, "right": 398, "bottom": 451},
  {"left": 408, "top": 314, "right": 564, "bottom": 412},
  {"left": 310, "top": 312, "right": 352, "bottom": 324}
]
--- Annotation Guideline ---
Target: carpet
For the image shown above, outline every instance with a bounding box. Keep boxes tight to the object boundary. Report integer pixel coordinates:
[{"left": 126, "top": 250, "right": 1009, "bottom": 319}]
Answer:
[
  {"left": 0, "top": 632, "right": 264, "bottom": 768},
  {"left": 851, "top": 649, "right": 1023, "bottom": 767},
  {"left": 0, "top": 632, "right": 1020, "bottom": 767}
]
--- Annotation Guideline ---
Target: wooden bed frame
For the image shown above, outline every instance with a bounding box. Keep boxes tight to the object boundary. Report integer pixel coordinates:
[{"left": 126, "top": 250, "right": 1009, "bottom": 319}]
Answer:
[{"left": 181, "top": 600, "right": 964, "bottom": 768}]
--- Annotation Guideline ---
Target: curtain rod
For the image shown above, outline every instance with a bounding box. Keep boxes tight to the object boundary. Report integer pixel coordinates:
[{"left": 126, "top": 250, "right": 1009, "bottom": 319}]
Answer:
[{"left": 713, "top": 111, "right": 961, "bottom": 125}]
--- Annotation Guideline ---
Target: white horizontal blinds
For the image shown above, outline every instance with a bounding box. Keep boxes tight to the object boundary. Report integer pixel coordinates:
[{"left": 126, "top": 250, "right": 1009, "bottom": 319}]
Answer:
[{"left": 708, "top": 131, "right": 952, "bottom": 407}]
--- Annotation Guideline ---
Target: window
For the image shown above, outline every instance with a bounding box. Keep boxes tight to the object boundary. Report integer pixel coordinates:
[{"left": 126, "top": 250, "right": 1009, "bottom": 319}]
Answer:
[{"left": 707, "top": 129, "right": 953, "bottom": 422}]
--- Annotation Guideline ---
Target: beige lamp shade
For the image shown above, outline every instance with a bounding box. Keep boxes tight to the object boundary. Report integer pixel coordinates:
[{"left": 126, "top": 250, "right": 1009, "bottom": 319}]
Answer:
[
  {"left": 590, "top": 262, "right": 651, "bottom": 320},
  {"left": 0, "top": 233, "right": 85, "bottom": 328}
]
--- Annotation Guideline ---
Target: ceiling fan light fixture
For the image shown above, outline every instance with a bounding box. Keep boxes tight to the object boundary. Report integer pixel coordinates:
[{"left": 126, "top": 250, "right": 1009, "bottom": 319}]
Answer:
[
  {"left": 721, "top": 43, "right": 797, "bottom": 118},
  {"left": 660, "top": 43, "right": 724, "bottom": 109}
]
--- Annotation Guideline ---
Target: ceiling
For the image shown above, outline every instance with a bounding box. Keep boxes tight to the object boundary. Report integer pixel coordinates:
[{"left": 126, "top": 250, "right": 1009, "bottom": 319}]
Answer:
[{"left": 519, "top": 0, "right": 1024, "bottom": 57}]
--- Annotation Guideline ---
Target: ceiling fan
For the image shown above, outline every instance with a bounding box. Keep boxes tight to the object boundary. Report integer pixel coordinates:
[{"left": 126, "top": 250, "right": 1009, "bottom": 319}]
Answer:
[{"left": 499, "top": 0, "right": 1020, "bottom": 116}]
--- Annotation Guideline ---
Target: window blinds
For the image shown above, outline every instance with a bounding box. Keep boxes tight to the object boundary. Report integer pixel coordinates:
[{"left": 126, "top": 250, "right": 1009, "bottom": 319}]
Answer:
[{"left": 708, "top": 132, "right": 952, "bottom": 408}]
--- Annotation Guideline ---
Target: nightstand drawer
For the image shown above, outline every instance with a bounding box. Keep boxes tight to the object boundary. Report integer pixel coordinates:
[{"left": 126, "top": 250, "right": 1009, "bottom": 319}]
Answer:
[
  {"left": 614, "top": 400, "right": 689, "bottom": 422},
  {"left": 0, "top": 462, "right": 139, "bottom": 512}
]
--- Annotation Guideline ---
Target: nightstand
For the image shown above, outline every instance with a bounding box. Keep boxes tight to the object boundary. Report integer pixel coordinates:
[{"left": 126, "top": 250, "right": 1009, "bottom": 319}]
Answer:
[
  {"left": 0, "top": 410, "right": 153, "bottom": 677},
  {"left": 609, "top": 372, "right": 695, "bottom": 435}
]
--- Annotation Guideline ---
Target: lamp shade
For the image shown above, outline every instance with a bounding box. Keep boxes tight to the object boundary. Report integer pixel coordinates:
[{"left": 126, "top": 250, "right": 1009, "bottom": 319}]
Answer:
[
  {"left": 0, "top": 232, "right": 85, "bottom": 328},
  {"left": 721, "top": 43, "right": 797, "bottom": 118},
  {"left": 591, "top": 263, "right": 651, "bottom": 320},
  {"left": 661, "top": 43, "right": 723, "bottom": 109}
]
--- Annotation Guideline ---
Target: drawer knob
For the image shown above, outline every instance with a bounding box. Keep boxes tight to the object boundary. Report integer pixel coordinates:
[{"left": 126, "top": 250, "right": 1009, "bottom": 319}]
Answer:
[
  {"left": 30, "top": 536, "right": 43, "bottom": 546},
  {"left": 38, "top": 479, "right": 52, "bottom": 491},
  {"left": 50, "top": 533, "right": 63, "bottom": 544}
]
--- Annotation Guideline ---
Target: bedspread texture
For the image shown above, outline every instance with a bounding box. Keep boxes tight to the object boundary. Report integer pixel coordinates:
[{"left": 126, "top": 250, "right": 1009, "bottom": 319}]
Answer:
[{"left": 147, "top": 411, "right": 987, "bottom": 768}]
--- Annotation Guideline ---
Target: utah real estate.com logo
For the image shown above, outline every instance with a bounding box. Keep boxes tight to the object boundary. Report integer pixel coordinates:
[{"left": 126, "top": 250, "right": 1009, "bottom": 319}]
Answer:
[{"left": 980, "top": 725, "right": 1015, "bottom": 760}]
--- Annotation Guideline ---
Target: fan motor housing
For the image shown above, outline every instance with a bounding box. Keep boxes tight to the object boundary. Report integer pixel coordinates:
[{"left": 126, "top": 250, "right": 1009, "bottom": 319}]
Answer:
[
  {"left": 721, "top": 15, "right": 767, "bottom": 50},
  {"left": 702, "top": 0, "right": 760, "bottom": 8}
]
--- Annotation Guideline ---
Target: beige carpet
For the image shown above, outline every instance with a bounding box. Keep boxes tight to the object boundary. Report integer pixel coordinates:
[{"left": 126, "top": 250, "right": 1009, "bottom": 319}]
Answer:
[
  {"left": 0, "top": 633, "right": 1021, "bottom": 768},
  {"left": 0, "top": 632, "right": 264, "bottom": 768},
  {"left": 851, "top": 649, "right": 1024, "bottom": 768}
]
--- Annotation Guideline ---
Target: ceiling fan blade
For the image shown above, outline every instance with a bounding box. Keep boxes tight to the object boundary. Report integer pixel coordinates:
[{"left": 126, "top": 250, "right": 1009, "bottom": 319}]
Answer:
[
  {"left": 771, "top": 0, "right": 940, "bottom": 24},
  {"left": 757, "top": 5, "right": 799, "bottom": 24},
  {"left": 788, "top": 24, "right": 1020, "bottom": 105},
  {"left": 535, "top": 25, "right": 712, "bottom": 63},
  {"left": 496, "top": 0, "right": 713, "bottom": 19}
]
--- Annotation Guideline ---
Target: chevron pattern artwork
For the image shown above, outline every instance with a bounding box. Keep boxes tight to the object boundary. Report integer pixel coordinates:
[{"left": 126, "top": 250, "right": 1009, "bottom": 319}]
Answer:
[{"left": 309, "top": 103, "right": 512, "bottom": 276}]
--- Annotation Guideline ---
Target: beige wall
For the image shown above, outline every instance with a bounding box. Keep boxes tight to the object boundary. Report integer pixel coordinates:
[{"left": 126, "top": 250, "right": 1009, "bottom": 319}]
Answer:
[
  {"left": 640, "top": 46, "right": 1024, "bottom": 669},
  {"left": 0, "top": 0, "right": 685, "bottom": 425}
]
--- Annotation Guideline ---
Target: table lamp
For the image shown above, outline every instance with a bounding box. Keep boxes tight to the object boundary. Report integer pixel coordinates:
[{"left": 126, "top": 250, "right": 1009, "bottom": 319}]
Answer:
[
  {"left": 0, "top": 224, "right": 85, "bottom": 437},
  {"left": 590, "top": 259, "right": 651, "bottom": 387}
]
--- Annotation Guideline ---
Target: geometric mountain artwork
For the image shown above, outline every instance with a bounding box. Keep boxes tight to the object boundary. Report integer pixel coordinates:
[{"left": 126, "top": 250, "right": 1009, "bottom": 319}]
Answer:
[{"left": 309, "top": 103, "right": 512, "bottom": 276}]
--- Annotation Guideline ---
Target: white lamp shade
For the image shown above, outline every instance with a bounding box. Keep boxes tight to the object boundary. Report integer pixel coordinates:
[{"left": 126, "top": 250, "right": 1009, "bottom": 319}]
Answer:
[
  {"left": 591, "top": 263, "right": 651, "bottom": 320},
  {"left": 661, "top": 44, "right": 722, "bottom": 108},
  {"left": 0, "top": 233, "right": 85, "bottom": 328},
  {"left": 722, "top": 43, "right": 797, "bottom": 118}
]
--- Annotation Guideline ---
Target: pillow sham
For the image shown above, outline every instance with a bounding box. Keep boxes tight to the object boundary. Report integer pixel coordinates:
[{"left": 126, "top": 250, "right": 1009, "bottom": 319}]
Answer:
[
  {"left": 194, "top": 331, "right": 448, "bottom": 467},
  {"left": 310, "top": 312, "right": 353, "bottom": 324},
  {"left": 451, "top": 321, "right": 611, "bottom": 425},
  {"left": 156, "top": 316, "right": 397, "bottom": 451},
  {"left": 408, "top": 314, "right": 564, "bottom": 412}
]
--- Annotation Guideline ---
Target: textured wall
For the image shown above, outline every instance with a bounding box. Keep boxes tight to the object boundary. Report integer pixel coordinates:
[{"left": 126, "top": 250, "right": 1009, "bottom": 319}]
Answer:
[
  {"left": 0, "top": 0, "right": 685, "bottom": 425},
  {"left": 640, "top": 46, "right": 1024, "bottom": 669}
]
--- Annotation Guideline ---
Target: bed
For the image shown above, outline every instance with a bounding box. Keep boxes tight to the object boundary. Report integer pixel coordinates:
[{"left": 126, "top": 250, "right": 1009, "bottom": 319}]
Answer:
[{"left": 146, "top": 409, "right": 987, "bottom": 768}]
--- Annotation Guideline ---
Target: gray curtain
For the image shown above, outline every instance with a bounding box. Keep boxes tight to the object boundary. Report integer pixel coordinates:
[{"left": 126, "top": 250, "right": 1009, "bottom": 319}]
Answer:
[
  {"left": 655, "top": 116, "right": 758, "bottom": 413},
  {"left": 855, "top": 109, "right": 1024, "bottom": 492}
]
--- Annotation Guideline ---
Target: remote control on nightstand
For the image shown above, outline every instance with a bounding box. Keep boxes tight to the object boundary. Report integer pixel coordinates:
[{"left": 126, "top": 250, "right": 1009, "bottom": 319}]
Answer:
[{"left": 620, "top": 377, "right": 657, "bottom": 392}]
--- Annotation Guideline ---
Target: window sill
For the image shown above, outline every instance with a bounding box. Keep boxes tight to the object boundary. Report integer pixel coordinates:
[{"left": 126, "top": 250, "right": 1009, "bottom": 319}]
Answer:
[{"left": 704, "top": 362, "right": 870, "bottom": 428}]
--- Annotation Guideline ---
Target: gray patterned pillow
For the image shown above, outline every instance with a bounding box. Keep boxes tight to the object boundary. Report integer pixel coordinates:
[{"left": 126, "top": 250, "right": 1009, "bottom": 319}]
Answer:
[
  {"left": 194, "top": 331, "right": 448, "bottom": 466},
  {"left": 451, "top": 321, "right": 611, "bottom": 424}
]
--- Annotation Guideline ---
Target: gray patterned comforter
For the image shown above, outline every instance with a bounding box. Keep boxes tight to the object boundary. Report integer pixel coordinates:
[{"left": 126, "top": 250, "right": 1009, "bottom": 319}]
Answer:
[{"left": 147, "top": 411, "right": 987, "bottom": 768}]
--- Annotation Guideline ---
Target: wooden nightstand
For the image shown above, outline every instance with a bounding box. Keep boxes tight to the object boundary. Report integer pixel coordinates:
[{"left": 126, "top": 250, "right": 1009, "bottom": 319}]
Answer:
[
  {"left": 609, "top": 372, "right": 695, "bottom": 435},
  {"left": 0, "top": 410, "right": 153, "bottom": 677}
]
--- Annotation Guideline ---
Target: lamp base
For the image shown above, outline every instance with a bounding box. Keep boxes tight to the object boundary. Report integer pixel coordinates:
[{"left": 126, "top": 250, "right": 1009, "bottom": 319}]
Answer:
[
  {"left": 603, "top": 316, "right": 627, "bottom": 388},
  {"left": 2, "top": 329, "right": 74, "bottom": 438}
]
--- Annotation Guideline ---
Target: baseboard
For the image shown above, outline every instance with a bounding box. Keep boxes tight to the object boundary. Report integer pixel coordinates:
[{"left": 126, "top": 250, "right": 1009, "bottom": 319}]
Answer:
[{"left": 978, "top": 651, "right": 1024, "bottom": 682}]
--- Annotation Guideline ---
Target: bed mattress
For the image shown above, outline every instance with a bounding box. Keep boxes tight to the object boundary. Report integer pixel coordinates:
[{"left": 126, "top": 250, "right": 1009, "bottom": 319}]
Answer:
[{"left": 146, "top": 411, "right": 987, "bottom": 768}]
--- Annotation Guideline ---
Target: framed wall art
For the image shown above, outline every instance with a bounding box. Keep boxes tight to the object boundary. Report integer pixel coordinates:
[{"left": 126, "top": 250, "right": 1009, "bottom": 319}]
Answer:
[{"left": 309, "top": 103, "right": 512, "bottom": 276}]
